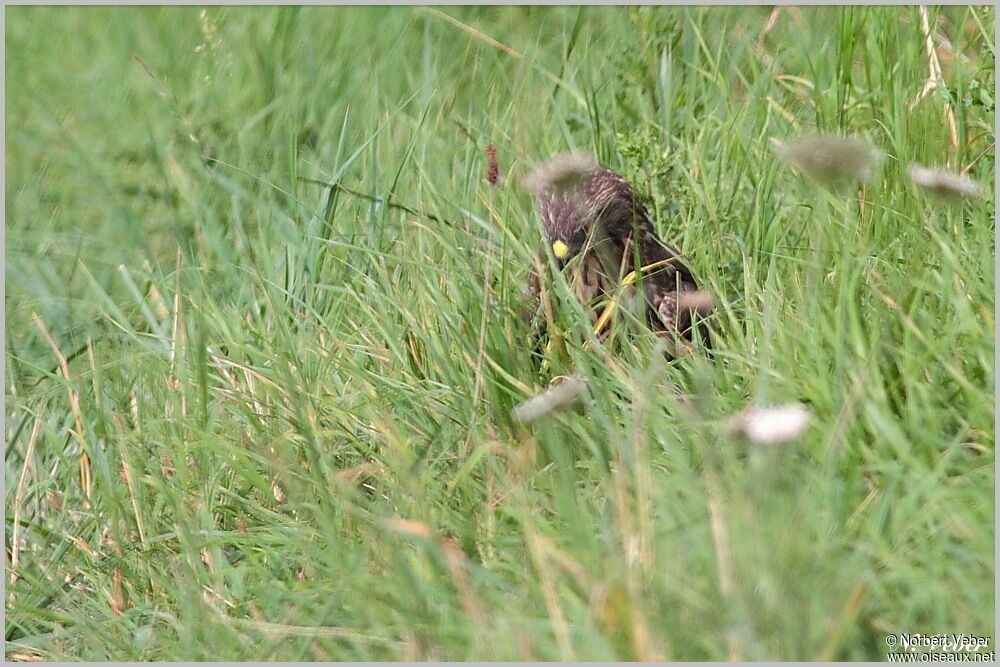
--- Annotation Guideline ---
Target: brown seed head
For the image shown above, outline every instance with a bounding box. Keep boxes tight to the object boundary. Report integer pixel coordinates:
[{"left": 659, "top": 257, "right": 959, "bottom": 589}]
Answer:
[{"left": 486, "top": 143, "right": 499, "bottom": 186}]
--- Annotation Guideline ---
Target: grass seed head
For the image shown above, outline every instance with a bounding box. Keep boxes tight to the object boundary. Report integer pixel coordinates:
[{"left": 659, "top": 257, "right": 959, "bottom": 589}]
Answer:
[
  {"left": 522, "top": 151, "right": 597, "bottom": 195},
  {"left": 486, "top": 143, "right": 499, "bottom": 186},
  {"left": 727, "top": 403, "right": 811, "bottom": 445},
  {"left": 512, "top": 374, "right": 589, "bottom": 424},
  {"left": 677, "top": 290, "right": 717, "bottom": 314},
  {"left": 773, "top": 134, "right": 883, "bottom": 184},
  {"left": 907, "top": 164, "right": 985, "bottom": 199}
]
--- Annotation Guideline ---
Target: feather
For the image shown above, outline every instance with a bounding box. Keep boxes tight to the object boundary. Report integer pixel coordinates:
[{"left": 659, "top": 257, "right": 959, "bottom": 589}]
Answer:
[{"left": 531, "top": 158, "right": 712, "bottom": 357}]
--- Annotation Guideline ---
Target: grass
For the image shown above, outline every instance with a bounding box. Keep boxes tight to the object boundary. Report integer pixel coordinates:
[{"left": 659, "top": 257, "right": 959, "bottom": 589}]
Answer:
[{"left": 5, "top": 5, "right": 995, "bottom": 661}]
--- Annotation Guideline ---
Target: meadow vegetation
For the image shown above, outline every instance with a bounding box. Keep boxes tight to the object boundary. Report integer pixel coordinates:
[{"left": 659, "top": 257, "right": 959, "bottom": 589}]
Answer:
[{"left": 6, "top": 6, "right": 994, "bottom": 660}]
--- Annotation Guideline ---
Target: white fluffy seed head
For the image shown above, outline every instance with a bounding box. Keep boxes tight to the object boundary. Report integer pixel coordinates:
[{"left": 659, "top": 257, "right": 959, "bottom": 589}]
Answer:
[
  {"left": 522, "top": 152, "right": 597, "bottom": 195},
  {"left": 677, "top": 290, "right": 717, "bottom": 314},
  {"left": 512, "top": 374, "right": 589, "bottom": 424},
  {"left": 727, "top": 403, "right": 811, "bottom": 445},
  {"left": 773, "top": 134, "right": 883, "bottom": 184},
  {"left": 907, "top": 164, "right": 985, "bottom": 199}
]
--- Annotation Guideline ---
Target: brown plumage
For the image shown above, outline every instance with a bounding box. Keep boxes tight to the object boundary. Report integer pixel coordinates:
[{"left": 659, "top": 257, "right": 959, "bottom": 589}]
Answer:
[{"left": 525, "top": 157, "right": 710, "bottom": 357}]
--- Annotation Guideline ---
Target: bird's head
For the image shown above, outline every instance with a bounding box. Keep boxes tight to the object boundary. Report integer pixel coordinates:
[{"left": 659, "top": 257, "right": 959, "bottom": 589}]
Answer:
[
  {"left": 540, "top": 180, "right": 627, "bottom": 270},
  {"left": 524, "top": 153, "right": 605, "bottom": 268},
  {"left": 537, "top": 176, "right": 603, "bottom": 269},
  {"left": 546, "top": 217, "right": 590, "bottom": 269}
]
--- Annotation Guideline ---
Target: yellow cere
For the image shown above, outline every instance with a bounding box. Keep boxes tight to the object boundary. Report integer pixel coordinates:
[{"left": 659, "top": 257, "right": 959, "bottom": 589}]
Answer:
[{"left": 551, "top": 240, "right": 570, "bottom": 259}]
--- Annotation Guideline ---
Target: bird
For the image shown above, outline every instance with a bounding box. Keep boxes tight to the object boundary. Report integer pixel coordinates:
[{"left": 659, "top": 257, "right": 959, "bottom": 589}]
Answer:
[{"left": 523, "top": 153, "right": 711, "bottom": 358}]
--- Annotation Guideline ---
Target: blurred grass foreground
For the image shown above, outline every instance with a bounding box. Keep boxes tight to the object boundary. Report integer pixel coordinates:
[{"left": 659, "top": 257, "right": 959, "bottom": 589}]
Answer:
[{"left": 5, "top": 6, "right": 995, "bottom": 661}]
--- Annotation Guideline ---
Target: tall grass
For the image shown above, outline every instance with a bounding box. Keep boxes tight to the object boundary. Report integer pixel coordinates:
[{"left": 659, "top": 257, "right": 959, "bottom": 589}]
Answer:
[{"left": 6, "top": 6, "right": 994, "bottom": 660}]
